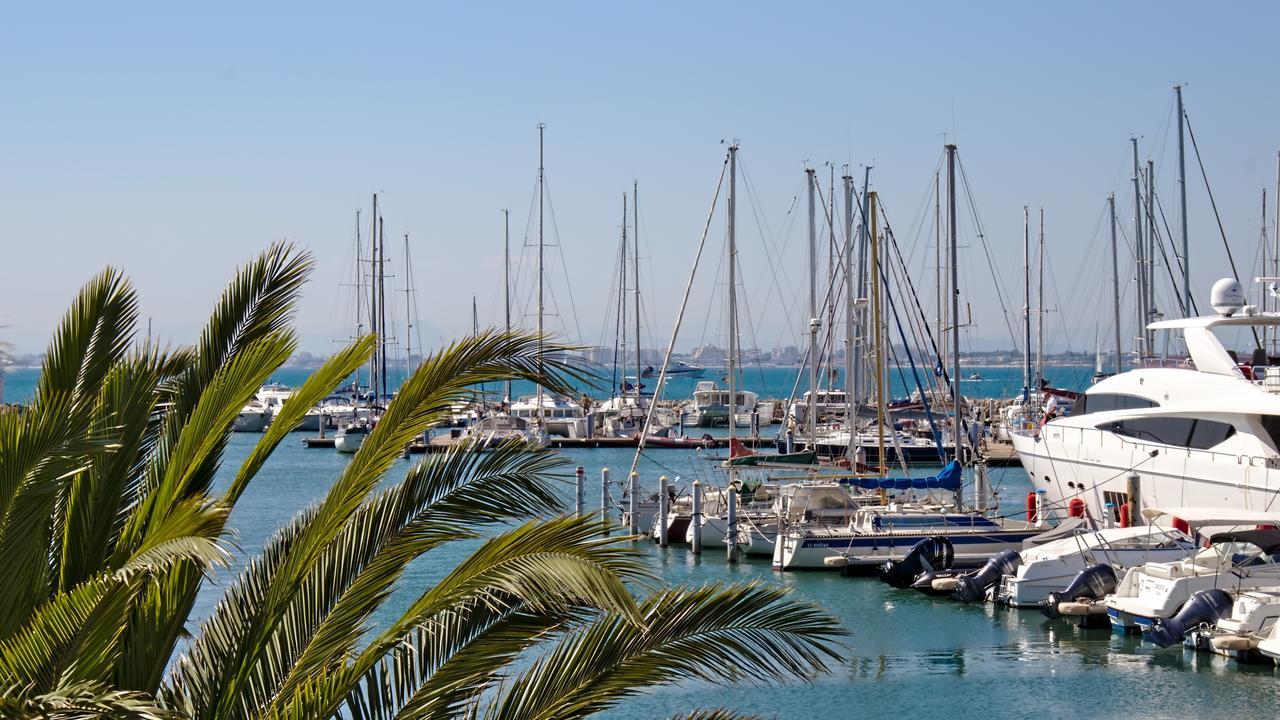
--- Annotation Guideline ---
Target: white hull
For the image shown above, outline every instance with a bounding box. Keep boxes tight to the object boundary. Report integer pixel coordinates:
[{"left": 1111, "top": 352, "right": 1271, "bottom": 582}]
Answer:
[
  {"left": 234, "top": 411, "right": 271, "bottom": 433},
  {"left": 334, "top": 432, "right": 365, "bottom": 454}
]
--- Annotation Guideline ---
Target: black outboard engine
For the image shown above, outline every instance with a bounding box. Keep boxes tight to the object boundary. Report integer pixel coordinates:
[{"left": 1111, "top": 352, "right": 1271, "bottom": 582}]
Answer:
[
  {"left": 878, "top": 536, "right": 954, "bottom": 588},
  {"left": 1144, "top": 589, "right": 1234, "bottom": 648},
  {"left": 1041, "top": 564, "right": 1118, "bottom": 619},
  {"left": 951, "top": 550, "right": 1021, "bottom": 603}
]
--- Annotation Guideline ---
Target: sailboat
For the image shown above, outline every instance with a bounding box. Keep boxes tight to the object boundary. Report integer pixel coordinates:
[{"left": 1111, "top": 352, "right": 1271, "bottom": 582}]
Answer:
[{"left": 336, "top": 195, "right": 390, "bottom": 454}]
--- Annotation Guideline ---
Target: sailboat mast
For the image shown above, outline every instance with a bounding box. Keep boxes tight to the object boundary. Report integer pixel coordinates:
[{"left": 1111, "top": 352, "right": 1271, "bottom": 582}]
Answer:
[
  {"left": 1131, "top": 138, "right": 1146, "bottom": 357},
  {"left": 404, "top": 232, "right": 413, "bottom": 376},
  {"left": 620, "top": 194, "right": 628, "bottom": 398},
  {"left": 1036, "top": 208, "right": 1045, "bottom": 396},
  {"left": 503, "top": 209, "right": 512, "bottom": 402},
  {"left": 806, "top": 167, "right": 818, "bottom": 446},
  {"left": 1022, "top": 206, "right": 1031, "bottom": 403},
  {"left": 1275, "top": 151, "right": 1280, "bottom": 356},
  {"left": 1109, "top": 194, "right": 1123, "bottom": 375},
  {"left": 842, "top": 170, "right": 855, "bottom": 462},
  {"left": 633, "top": 181, "right": 642, "bottom": 403},
  {"left": 355, "top": 209, "right": 363, "bottom": 390},
  {"left": 936, "top": 172, "right": 944, "bottom": 380},
  {"left": 1176, "top": 85, "right": 1190, "bottom": 317},
  {"left": 378, "top": 215, "right": 387, "bottom": 400},
  {"left": 369, "top": 194, "right": 378, "bottom": 402},
  {"left": 853, "top": 167, "right": 871, "bottom": 411},
  {"left": 727, "top": 146, "right": 739, "bottom": 460},
  {"left": 1146, "top": 160, "right": 1158, "bottom": 333},
  {"left": 536, "top": 123, "right": 545, "bottom": 418},
  {"left": 946, "top": 144, "right": 963, "bottom": 463},
  {"left": 869, "top": 191, "right": 884, "bottom": 474}
]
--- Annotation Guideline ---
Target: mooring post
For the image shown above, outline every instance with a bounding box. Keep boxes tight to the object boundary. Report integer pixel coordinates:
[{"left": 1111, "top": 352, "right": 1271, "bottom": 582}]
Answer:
[
  {"left": 658, "top": 475, "right": 669, "bottom": 547},
  {"left": 575, "top": 466, "right": 585, "bottom": 516},
  {"left": 726, "top": 481, "right": 739, "bottom": 562},
  {"left": 691, "top": 480, "right": 703, "bottom": 555},
  {"left": 628, "top": 471, "right": 639, "bottom": 536},
  {"left": 600, "top": 468, "right": 611, "bottom": 536}
]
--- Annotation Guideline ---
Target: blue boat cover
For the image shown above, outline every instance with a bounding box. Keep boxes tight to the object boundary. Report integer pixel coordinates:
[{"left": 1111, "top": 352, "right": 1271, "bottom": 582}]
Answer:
[{"left": 838, "top": 460, "right": 962, "bottom": 491}]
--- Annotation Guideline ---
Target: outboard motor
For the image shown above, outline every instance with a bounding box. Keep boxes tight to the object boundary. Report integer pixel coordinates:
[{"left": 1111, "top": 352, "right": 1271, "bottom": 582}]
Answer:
[
  {"left": 1041, "top": 564, "right": 1118, "bottom": 619},
  {"left": 878, "top": 536, "right": 954, "bottom": 588},
  {"left": 1144, "top": 589, "right": 1234, "bottom": 648},
  {"left": 951, "top": 550, "right": 1021, "bottom": 603}
]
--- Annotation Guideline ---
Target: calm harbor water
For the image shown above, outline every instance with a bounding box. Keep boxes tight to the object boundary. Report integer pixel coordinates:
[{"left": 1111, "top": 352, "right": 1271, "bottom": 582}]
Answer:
[{"left": 7, "top": 364, "right": 1275, "bottom": 717}]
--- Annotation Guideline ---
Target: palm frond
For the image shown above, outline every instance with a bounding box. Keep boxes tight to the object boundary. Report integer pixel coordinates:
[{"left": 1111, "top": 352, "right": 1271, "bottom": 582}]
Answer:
[
  {"left": 1, "top": 680, "right": 176, "bottom": 719},
  {"left": 480, "top": 582, "right": 847, "bottom": 720},
  {"left": 667, "top": 710, "right": 768, "bottom": 720}
]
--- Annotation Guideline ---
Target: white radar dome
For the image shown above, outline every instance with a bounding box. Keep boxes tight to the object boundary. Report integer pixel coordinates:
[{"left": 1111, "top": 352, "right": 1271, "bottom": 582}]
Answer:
[{"left": 1211, "top": 277, "right": 1245, "bottom": 317}]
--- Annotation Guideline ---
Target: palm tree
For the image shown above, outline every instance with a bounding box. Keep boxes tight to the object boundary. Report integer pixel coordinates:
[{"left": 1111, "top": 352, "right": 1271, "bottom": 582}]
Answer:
[{"left": 0, "top": 243, "right": 845, "bottom": 719}]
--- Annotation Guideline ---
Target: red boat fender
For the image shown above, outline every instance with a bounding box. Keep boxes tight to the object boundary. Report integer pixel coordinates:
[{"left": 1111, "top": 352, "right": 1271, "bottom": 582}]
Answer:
[
  {"left": 1119, "top": 503, "right": 1131, "bottom": 528},
  {"left": 1068, "top": 498, "right": 1086, "bottom": 518},
  {"left": 1173, "top": 516, "right": 1190, "bottom": 535},
  {"left": 1026, "top": 492, "right": 1037, "bottom": 522}
]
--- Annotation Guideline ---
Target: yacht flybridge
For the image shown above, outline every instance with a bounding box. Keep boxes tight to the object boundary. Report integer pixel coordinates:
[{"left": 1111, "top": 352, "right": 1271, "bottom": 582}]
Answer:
[{"left": 1012, "top": 279, "right": 1280, "bottom": 523}]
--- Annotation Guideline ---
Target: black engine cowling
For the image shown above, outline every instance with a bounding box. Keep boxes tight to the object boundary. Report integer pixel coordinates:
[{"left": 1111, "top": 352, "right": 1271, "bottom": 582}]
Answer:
[
  {"left": 951, "top": 549, "right": 1022, "bottom": 603},
  {"left": 1040, "top": 563, "right": 1118, "bottom": 619},
  {"left": 1143, "top": 589, "right": 1234, "bottom": 648},
  {"left": 878, "top": 536, "right": 955, "bottom": 588}
]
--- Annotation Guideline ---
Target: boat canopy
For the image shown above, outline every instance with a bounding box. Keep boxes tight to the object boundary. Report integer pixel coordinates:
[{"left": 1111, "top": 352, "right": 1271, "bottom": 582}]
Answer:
[
  {"left": 1142, "top": 506, "right": 1280, "bottom": 530},
  {"left": 1208, "top": 530, "right": 1280, "bottom": 554},
  {"left": 837, "top": 460, "right": 962, "bottom": 491}
]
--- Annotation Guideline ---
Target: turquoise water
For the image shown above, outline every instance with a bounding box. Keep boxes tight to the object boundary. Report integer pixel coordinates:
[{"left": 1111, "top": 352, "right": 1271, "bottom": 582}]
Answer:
[{"left": 13, "top": 363, "right": 1276, "bottom": 718}]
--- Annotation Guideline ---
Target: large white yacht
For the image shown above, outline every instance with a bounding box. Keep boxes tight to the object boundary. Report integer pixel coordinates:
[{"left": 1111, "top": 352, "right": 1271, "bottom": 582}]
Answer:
[
  {"left": 1011, "top": 279, "right": 1280, "bottom": 522},
  {"left": 509, "top": 393, "right": 587, "bottom": 438}
]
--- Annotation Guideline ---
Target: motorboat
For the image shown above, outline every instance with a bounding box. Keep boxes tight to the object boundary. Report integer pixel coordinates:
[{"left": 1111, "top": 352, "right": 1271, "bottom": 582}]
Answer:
[
  {"left": 1181, "top": 586, "right": 1280, "bottom": 662},
  {"left": 683, "top": 380, "right": 759, "bottom": 427},
  {"left": 1011, "top": 279, "right": 1280, "bottom": 523},
  {"left": 740, "top": 481, "right": 867, "bottom": 558},
  {"left": 641, "top": 361, "right": 705, "bottom": 379},
  {"left": 1102, "top": 507, "right": 1280, "bottom": 633},
  {"left": 510, "top": 393, "right": 588, "bottom": 438},
  {"left": 997, "top": 525, "right": 1194, "bottom": 607},
  {"left": 234, "top": 400, "right": 272, "bottom": 432}
]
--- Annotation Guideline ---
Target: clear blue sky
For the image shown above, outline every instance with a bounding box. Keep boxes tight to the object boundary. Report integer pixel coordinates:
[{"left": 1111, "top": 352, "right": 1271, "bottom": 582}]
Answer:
[{"left": 4, "top": 1, "right": 1279, "bottom": 358}]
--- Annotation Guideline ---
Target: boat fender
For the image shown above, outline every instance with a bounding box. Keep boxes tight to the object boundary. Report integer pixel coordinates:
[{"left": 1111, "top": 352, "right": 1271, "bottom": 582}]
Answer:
[
  {"left": 1118, "top": 503, "right": 1131, "bottom": 528},
  {"left": 1025, "top": 492, "right": 1037, "bottom": 522},
  {"left": 951, "top": 550, "right": 1022, "bottom": 603},
  {"left": 909, "top": 569, "right": 963, "bottom": 596},
  {"left": 1144, "top": 589, "right": 1234, "bottom": 648},
  {"left": 878, "top": 536, "right": 955, "bottom": 588},
  {"left": 1172, "top": 516, "right": 1190, "bottom": 535},
  {"left": 1041, "top": 563, "right": 1117, "bottom": 619},
  {"left": 1068, "top": 498, "right": 1086, "bottom": 518}
]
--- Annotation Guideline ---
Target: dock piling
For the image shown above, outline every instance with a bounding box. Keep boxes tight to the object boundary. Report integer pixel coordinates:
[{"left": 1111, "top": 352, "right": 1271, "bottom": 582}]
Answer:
[
  {"left": 726, "top": 481, "right": 738, "bottom": 563},
  {"left": 628, "top": 471, "right": 639, "bottom": 536},
  {"left": 600, "top": 468, "right": 611, "bottom": 536},
  {"left": 575, "top": 466, "right": 584, "bottom": 516},
  {"left": 691, "top": 480, "right": 702, "bottom": 555}
]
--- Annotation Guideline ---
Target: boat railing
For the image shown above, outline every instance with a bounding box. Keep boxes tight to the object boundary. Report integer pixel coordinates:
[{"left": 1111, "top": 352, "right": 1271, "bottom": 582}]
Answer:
[{"left": 1137, "top": 356, "right": 1193, "bottom": 369}]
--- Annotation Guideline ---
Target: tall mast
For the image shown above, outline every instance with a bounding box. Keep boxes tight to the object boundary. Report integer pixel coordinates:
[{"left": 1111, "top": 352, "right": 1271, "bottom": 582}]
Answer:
[
  {"left": 853, "top": 167, "right": 871, "bottom": 410},
  {"left": 1109, "top": 194, "right": 1123, "bottom": 374},
  {"left": 403, "top": 232, "right": 413, "bottom": 376},
  {"left": 633, "top": 180, "right": 642, "bottom": 403},
  {"left": 1036, "top": 208, "right": 1045, "bottom": 396},
  {"left": 1022, "top": 206, "right": 1032, "bottom": 403},
  {"left": 536, "top": 123, "right": 545, "bottom": 419},
  {"left": 946, "top": 144, "right": 963, "bottom": 463},
  {"left": 355, "top": 209, "right": 363, "bottom": 389},
  {"left": 842, "top": 170, "right": 855, "bottom": 462},
  {"left": 1176, "top": 85, "right": 1190, "bottom": 317},
  {"left": 806, "top": 167, "right": 818, "bottom": 446},
  {"left": 503, "top": 209, "right": 512, "bottom": 402},
  {"left": 378, "top": 215, "right": 387, "bottom": 400},
  {"left": 620, "top": 194, "right": 628, "bottom": 397},
  {"left": 369, "top": 194, "right": 378, "bottom": 402},
  {"left": 869, "top": 190, "right": 884, "bottom": 474},
  {"left": 1131, "top": 138, "right": 1146, "bottom": 357},
  {"left": 1146, "top": 160, "right": 1158, "bottom": 339},
  {"left": 727, "top": 145, "right": 739, "bottom": 469},
  {"left": 936, "top": 171, "right": 945, "bottom": 379},
  {"left": 1263, "top": 188, "right": 1270, "bottom": 352},
  {"left": 1275, "top": 150, "right": 1280, "bottom": 355}
]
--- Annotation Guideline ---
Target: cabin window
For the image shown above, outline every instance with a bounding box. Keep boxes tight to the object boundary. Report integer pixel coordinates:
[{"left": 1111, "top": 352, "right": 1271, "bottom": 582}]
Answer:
[
  {"left": 1259, "top": 415, "right": 1280, "bottom": 453},
  {"left": 1070, "top": 393, "right": 1159, "bottom": 417},
  {"left": 1099, "top": 417, "right": 1234, "bottom": 449}
]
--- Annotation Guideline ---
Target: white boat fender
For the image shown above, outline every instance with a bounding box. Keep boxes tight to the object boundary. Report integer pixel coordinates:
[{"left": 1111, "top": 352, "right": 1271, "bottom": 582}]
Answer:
[
  {"left": 951, "top": 550, "right": 1021, "bottom": 604},
  {"left": 1144, "top": 589, "right": 1234, "bottom": 648},
  {"left": 1041, "top": 564, "right": 1117, "bottom": 619},
  {"left": 1210, "top": 634, "right": 1259, "bottom": 652},
  {"left": 823, "top": 555, "right": 850, "bottom": 568},
  {"left": 1057, "top": 601, "right": 1107, "bottom": 616}
]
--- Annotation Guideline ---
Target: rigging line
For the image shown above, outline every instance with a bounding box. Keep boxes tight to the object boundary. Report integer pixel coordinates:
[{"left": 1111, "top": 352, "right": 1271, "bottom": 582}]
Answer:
[
  {"left": 1145, "top": 187, "right": 1187, "bottom": 318},
  {"left": 1184, "top": 109, "right": 1257, "bottom": 347},
  {"left": 955, "top": 155, "right": 1022, "bottom": 350},
  {"left": 1153, "top": 185, "right": 1200, "bottom": 316},
  {"left": 740, "top": 158, "right": 805, "bottom": 342},
  {"left": 539, "top": 177, "right": 586, "bottom": 345},
  {"left": 629, "top": 150, "right": 729, "bottom": 476}
]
